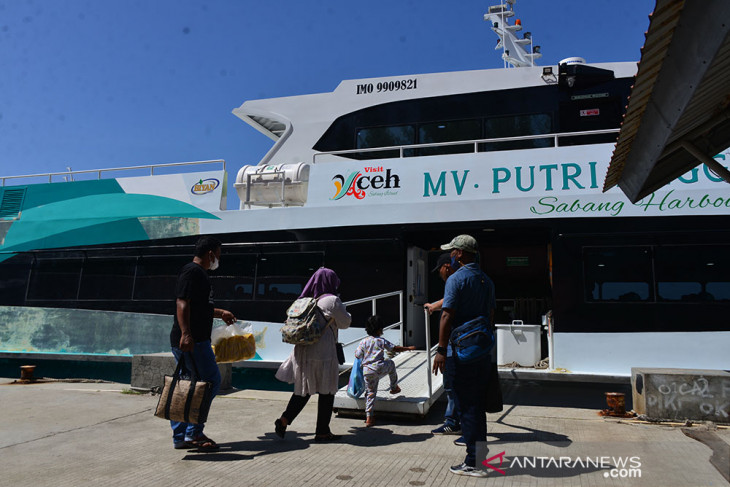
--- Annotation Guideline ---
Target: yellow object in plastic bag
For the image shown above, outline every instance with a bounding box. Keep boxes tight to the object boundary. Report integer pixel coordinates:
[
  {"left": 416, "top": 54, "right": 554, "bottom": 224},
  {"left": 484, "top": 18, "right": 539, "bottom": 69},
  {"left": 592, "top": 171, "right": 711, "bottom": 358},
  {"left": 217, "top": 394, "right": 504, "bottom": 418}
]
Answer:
[{"left": 211, "top": 322, "right": 256, "bottom": 363}]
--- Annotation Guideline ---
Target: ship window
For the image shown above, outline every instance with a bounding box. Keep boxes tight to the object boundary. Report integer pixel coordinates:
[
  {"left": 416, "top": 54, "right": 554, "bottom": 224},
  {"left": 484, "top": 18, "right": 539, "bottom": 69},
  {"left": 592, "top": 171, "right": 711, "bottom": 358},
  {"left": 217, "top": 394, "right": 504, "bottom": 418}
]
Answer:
[
  {"left": 482, "top": 113, "right": 552, "bottom": 151},
  {"left": 134, "top": 255, "right": 189, "bottom": 300},
  {"left": 254, "top": 251, "right": 323, "bottom": 300},
  {"left": 356, "top": 125, "right": 415, "bottom": 159},
  {"left": 79, "top": 258, "right": 136, "bottom": 300},
  {"left": 655, "top": 245, "right": 730, "bottom": 302},
  {"left": 0, "top": 253, "right": 32, "bottom": 304},
  {"left": 27, "top": 256, "right": 83, "bottom": 300},
  {"left": 583, "top": 247, "right": 653, "bottom": 302},
  {"left": 209, "top": 253, "right": 256, "bottom": 300},
  {"left": 418, "top": 119, "right": 481, "bottom": 156}
]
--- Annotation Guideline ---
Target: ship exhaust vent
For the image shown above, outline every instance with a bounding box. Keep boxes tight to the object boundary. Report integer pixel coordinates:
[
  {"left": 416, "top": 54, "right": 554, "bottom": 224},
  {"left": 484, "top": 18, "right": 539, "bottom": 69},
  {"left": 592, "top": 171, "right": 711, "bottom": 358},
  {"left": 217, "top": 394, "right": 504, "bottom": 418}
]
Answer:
[{"left": 0, "top": 188, "right": 26, "bottom": 219}]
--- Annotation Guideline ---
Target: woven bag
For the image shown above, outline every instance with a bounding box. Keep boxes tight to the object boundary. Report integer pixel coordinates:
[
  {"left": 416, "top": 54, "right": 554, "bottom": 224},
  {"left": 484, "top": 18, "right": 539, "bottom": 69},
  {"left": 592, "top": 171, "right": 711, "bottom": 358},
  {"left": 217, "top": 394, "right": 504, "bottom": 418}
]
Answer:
[{"left": 154, "top": 355, "right": 212, "bottom": 424}]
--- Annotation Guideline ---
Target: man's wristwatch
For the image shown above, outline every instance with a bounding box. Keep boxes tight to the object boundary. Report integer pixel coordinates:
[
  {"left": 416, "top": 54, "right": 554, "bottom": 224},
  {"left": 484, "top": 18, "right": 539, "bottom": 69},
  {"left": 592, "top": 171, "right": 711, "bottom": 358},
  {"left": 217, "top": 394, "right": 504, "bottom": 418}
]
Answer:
[{"left": 436, "top": 346, "right": 447, "bottom": 356}]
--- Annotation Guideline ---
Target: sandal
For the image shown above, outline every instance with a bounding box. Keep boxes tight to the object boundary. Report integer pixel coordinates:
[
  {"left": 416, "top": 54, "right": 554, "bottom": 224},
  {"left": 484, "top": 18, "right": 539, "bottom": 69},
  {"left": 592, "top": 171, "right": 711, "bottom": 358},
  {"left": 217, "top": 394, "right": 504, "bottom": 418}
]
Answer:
[
  {"left": 390, "top": 385, "right": 401, "bottom": 394},
  {"left": 365, "top": 416, "right": 375, "bottom": 427},
  {"left": 173, "top": 441, "right": 194, "bottom": 450},
  {"left": 274, "top": 418, "right": 287, "bottom": 439},
  {"left": 313, "top": 433, "right": 341, "bottom": 442},
  {"left": 188, "top": 434, "right": 219, "bottom": 451}
]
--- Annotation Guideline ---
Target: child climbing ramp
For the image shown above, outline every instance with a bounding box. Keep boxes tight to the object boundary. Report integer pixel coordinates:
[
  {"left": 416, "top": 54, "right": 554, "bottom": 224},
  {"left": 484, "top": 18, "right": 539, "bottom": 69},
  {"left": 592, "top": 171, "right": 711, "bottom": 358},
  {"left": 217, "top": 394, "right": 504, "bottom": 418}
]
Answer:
[{"left": 354, "top": 315, "right": 415, "bottom": 426}]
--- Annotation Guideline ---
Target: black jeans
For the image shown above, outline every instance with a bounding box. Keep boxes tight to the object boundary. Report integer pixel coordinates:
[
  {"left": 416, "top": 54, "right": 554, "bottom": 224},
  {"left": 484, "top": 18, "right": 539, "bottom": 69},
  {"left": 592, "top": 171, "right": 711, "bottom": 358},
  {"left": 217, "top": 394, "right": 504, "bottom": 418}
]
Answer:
[
  {"left": 282, "top": 393, "right": 335, "bottom": 435},
  {"left": 449, "top": 356, "right": 489, "bottom": 466}
]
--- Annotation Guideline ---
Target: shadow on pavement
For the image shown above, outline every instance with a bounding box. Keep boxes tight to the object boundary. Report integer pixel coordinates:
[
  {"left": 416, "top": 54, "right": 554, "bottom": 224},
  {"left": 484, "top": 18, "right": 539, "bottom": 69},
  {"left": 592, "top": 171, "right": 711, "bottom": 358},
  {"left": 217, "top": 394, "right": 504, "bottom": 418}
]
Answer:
[
  {"left": 489, "top": 404, "right": 572, "bottom": 447},
  {"left": 500, "top": 379, "right": 634, "bottom": 410},
  {"left": 343, "top": 426, "right": 433, "bottom": 447},
  {"left": 182, "top": 432, "right": 311, "bottom": 462}
]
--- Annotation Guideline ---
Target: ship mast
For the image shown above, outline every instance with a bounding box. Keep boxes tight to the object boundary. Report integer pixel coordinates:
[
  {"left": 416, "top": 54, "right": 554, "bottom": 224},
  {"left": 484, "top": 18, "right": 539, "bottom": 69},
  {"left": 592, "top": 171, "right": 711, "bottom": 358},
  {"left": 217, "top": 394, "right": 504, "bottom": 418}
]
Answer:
[{"left": 485, "top": 0, "right": 542, "bottom": 68}]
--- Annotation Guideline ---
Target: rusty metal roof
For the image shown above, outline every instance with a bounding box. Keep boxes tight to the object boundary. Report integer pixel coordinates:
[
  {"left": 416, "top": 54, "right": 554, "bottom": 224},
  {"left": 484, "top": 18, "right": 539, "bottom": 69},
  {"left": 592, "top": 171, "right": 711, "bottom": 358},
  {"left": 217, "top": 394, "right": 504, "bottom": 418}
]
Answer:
[{"left": 604, "top": 0, "right": 730, "bottom": 202}]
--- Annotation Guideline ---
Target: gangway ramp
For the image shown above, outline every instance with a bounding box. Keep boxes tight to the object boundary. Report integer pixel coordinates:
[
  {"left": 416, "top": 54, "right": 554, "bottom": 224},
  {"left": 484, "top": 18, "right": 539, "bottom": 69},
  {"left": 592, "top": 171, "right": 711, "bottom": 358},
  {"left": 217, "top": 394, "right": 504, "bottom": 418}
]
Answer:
[
  {"left": 334, "top": 294, "right": 442, "bottom": 417},
  {"left": 334, "top": 350, "right": 443, "bottom": 417}
]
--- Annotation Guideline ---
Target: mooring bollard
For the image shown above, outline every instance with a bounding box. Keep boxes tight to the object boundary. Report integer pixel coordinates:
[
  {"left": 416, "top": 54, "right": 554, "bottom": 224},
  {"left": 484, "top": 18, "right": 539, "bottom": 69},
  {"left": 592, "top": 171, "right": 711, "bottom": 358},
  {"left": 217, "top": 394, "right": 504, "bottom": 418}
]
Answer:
[
  {"left": 20, "top": 365, "right": 36, "bottom": 381},
  {"left": 605, "top": 392, "right": 626, "bottom": 415}
]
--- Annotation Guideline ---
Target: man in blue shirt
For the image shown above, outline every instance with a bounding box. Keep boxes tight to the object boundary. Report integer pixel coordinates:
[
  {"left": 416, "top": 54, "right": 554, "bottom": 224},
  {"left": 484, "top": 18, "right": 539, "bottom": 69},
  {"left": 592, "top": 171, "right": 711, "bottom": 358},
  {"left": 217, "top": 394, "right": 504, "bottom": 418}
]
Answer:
[
  {"left": 432, "top": 234, "right": 495, "bottom": 478},
  {"left": 425, "top": 253, "right": 462, "bottom": 436}
]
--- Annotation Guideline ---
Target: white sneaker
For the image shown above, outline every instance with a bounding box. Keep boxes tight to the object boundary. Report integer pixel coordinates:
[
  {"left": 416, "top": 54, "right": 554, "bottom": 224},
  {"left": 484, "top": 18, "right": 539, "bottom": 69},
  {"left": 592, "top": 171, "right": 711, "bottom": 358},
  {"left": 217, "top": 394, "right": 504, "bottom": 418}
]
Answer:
[{"left": 449, "top": 462, "right": 488, "bottom": 477}]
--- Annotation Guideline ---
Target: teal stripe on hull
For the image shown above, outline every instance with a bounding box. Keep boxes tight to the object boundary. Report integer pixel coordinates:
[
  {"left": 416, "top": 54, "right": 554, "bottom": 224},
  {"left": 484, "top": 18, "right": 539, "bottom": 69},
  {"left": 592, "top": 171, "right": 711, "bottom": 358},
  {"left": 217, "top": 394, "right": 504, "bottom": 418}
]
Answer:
[{"left": 0, "top": 184, "right": 220, "bottom": 261}]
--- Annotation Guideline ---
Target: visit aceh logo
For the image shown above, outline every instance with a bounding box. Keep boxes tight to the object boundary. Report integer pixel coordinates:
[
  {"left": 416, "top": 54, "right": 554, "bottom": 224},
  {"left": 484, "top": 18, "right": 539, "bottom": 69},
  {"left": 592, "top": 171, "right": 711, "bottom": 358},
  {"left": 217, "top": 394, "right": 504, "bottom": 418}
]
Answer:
[{"left": 330, "top": 167, "right": 400, "bottom": 200}]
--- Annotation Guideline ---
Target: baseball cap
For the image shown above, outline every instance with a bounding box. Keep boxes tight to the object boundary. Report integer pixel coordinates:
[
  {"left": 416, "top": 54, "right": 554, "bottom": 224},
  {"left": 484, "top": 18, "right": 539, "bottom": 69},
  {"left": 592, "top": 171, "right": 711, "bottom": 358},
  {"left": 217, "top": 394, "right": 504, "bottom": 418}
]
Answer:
[
  {"left": 431, "top": 253, "right": 451, "bottom": 273},
  {"left": 440, "top": 234, "right": 478, "bottom": 254}
]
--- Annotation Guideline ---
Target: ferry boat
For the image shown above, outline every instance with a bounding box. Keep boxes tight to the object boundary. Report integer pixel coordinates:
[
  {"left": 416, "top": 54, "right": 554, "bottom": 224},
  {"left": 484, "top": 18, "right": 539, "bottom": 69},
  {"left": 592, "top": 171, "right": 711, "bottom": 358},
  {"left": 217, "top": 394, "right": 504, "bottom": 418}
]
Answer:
[{"left": 1, "top": 1, "right": 728, "bottom": 378}]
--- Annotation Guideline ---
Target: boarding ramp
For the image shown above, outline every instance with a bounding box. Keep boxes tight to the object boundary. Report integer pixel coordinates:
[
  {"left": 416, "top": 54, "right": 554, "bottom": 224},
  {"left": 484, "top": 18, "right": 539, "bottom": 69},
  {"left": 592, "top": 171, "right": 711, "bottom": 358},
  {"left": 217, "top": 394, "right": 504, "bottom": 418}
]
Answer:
[{"left": 335, "top": 307, "right": 443, "bottom": 417}]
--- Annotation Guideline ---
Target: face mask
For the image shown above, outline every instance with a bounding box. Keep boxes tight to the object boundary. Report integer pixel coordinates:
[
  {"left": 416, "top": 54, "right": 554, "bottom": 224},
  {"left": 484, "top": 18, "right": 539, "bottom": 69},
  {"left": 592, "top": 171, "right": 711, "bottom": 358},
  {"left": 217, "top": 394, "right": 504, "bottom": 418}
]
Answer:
[
  {"left": 209, "top": 255, "right": 219, "bottom": 271},
  {"left": 450, "top": 255, "right": 461, "bottom": 271}
]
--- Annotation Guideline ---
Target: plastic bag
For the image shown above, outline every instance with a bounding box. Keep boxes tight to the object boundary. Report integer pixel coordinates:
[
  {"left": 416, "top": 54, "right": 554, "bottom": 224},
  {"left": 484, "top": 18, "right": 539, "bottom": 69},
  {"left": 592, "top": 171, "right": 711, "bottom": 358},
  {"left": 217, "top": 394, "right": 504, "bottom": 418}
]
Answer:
[
  {"left": 211, "top": 322, "right": 256, "bottom": 363},
  {"left": 347, "top": 357, "right": 365, "bottom": 399}
]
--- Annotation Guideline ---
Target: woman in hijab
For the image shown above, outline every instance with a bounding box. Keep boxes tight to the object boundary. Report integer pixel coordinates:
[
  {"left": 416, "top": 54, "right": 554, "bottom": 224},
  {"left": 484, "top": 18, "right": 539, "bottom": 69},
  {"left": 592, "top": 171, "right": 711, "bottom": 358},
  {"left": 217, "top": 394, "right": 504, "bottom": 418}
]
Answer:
[{"left": 274, "top": 267, "right": 351, "bottom": 442}]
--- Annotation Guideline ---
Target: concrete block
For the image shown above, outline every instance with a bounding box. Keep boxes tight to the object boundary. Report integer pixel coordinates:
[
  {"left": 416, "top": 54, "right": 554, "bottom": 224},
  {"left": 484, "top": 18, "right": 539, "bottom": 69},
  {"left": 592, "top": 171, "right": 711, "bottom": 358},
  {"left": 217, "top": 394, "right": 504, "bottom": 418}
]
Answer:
[
  {"left": 632, "top": 368, "right": 730, "bottom": 424},
  {"left": 131, "top": 353, "right": 232, "bottom": 391}
]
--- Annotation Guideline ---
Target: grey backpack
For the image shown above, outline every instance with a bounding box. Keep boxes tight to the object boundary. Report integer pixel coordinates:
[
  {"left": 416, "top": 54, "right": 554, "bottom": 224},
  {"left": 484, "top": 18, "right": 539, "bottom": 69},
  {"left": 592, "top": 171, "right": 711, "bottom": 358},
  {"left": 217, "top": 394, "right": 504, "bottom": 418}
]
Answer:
[{"left": 281, "top": 297, "right": 326, "bottom": 345}]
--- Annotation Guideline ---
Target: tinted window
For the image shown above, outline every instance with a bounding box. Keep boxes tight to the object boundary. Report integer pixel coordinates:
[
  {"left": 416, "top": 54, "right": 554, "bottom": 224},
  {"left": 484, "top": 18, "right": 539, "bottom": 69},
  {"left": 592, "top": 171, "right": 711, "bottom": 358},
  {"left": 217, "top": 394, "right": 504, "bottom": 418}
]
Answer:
[
  {"left": 209, "top": 253, "right": 257, "bottom": 300},
  {"left": 356, "top": 125, "right": 415, "bottom": 159},
  {"left": 655, "top": 245, "right": 730, "bottom": 302},
  {"left": 79, "top": 258, "right": 136, "bottom": 300},
  {"left": 313, "top": 85, "right": 561, "bottom": 157},
  {"left": 134, "top": 255, "right": 189, "bottom": 300},
  {"left": 28, "top": 256, "right": 82, "bottom": 300},
  {"left": 255, "top": 252, "right": 323, "bottom": 300},
  {"left": 482, "top": 113, "right": 552, "bottom": 151},
  {"left": 418, "top": 119, "right": 481, "bottom": 156},
  {"left": 0, "top": 253, "right": 32, "bottom": 304},
  {"left": 584, "top": 247, "right": 653, "bottom": 302}
]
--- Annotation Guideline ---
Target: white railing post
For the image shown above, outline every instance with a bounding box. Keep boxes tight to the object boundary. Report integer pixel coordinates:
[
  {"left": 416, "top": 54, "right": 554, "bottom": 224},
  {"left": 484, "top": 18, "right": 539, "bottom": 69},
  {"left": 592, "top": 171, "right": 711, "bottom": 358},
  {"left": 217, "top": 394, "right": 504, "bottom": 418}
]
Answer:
[
  {"left": 424, "top": 308, "right": 433, "bottom": 397},
  {"left": 547, "top": 310, "right": 554, "bottom": 370}
]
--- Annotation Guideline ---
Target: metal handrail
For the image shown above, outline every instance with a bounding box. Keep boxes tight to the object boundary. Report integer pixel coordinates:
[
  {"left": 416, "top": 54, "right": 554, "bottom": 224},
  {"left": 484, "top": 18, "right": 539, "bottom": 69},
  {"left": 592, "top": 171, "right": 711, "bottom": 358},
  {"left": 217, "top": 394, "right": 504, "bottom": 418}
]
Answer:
[
  {"left": 424, "top": 308, "right": 433, "bottom": 398},
  {"left": 340, "top": 322, "right": 402, "bottom": 348},
  {"left": 311, "top": 128, "right": 619, "bottom": 163},
  {"left": 341, "top": 291, "right": 403, "bottom": 347},
  {"left": 1, "top": 159, "right": 226, "bottom": 187},
  {"left": 340, "top": 290, "right": 436, "bottom": 399}
]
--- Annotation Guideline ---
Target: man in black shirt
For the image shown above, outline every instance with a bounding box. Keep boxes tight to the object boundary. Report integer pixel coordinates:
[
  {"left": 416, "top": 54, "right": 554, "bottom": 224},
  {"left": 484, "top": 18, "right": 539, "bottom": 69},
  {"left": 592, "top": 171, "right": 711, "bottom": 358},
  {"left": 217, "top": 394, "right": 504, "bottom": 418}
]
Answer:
[{"left": 170, "top": 236, "right": 236, "bottom": 451}]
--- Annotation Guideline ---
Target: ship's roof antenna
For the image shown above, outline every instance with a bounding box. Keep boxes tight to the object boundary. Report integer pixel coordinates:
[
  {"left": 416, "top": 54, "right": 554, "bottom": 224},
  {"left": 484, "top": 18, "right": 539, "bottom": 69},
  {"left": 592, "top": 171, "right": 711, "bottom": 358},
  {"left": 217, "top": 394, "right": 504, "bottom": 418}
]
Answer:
[{"left": 485, "top": 0, "right": 542, "bottom": 68}]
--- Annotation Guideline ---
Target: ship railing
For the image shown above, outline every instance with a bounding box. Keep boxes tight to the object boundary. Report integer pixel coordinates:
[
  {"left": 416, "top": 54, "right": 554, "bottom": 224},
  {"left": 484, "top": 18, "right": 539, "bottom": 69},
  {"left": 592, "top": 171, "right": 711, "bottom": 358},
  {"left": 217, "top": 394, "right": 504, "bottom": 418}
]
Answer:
[
  {"left": 340, "top": 291, "right": 404, "bottom": 348},
  {"left": 1, "top": 159, "right": 226, "bottom": 186},
  {"left": 311, "top": 129, "right": 619, "bottom": 163}
]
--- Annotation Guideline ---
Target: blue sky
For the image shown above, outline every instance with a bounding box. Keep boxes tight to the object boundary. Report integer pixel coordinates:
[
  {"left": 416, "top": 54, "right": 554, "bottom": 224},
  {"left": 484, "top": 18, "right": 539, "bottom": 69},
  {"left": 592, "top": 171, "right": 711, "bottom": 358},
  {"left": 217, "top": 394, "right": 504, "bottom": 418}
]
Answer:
[{"left": 1, "top": 0, "right": 654, "bottom": 209}]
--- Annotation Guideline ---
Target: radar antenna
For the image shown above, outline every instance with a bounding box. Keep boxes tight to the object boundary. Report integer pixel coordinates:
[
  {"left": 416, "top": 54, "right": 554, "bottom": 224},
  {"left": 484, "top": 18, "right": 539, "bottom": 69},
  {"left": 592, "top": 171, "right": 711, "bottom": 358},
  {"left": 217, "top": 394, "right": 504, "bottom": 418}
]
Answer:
[{"left": 485, "top": 0, "right": 542, "bottom": 68}]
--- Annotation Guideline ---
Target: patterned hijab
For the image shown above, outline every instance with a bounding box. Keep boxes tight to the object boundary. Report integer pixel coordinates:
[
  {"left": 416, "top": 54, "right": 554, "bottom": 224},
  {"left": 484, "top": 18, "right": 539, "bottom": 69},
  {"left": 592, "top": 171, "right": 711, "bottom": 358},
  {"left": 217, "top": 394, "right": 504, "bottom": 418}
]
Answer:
[{"left": 299, "top": 267, "right": 341, "bottom": 299}]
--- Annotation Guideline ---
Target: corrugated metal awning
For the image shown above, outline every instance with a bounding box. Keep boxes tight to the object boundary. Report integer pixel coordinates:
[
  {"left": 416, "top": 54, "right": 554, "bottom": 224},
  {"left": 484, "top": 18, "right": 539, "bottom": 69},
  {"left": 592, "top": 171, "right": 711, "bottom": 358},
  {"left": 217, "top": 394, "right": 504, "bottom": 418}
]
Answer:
[{"left": 604, "top": 0, "right": 730, "bottom": 203}]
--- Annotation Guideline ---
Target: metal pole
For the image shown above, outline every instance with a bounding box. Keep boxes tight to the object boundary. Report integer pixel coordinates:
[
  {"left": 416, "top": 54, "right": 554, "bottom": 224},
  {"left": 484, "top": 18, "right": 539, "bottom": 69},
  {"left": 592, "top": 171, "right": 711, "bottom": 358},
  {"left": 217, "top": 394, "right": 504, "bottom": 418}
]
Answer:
[
  {"left": 680, "top": 140, "right": 730, "bottom": 183},
  {"left": 399, "top": 292, "right": 404, "bottom": 345},
  {"left": 424, "top": 308, "right": 433, "bottom": 397},
  {"left": 547, "top": 310, "right": 554, "bottom": 370}
]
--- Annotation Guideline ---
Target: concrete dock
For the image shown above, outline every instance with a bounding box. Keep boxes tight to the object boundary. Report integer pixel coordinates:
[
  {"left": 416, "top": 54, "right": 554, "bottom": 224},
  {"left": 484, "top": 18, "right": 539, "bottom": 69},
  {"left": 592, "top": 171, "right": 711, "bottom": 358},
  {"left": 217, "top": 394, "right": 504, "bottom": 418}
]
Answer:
[{"left": 0, "top": 376, "right": 727, "bottom": 487}]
